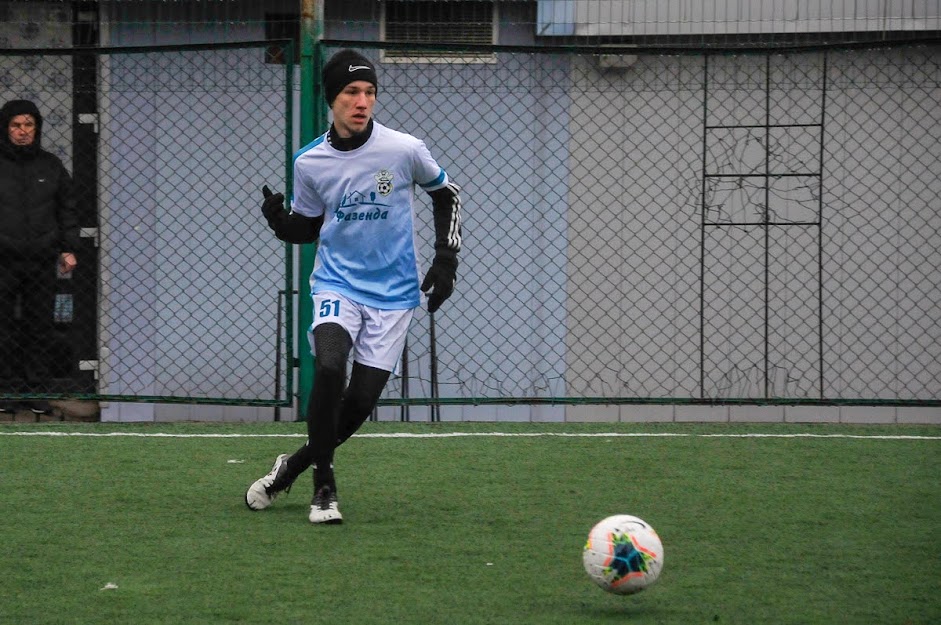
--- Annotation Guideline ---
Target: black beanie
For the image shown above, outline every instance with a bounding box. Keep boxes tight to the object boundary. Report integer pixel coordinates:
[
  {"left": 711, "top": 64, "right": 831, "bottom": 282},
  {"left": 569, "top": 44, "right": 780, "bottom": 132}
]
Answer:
[{"left": 322, "top": 49, "right": 378, "bottom": 105}]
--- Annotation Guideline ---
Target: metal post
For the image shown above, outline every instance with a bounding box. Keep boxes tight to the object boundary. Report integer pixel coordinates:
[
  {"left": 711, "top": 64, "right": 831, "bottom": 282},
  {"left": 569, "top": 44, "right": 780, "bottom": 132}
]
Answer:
[
  {"left": 283, "top": 39, "right": 295, "bottom": 418},
  {"left": 274, "top": 289, "right": 285, "bottom": 422},
  {"left": 297, "top": 0, "right": 326, "bottom": 419},
  {"left": 429, "top": 314, "right": 440, "bottom": 421},
  {"left": 400, "top": 338, "right": 409, "bottom": 422}
]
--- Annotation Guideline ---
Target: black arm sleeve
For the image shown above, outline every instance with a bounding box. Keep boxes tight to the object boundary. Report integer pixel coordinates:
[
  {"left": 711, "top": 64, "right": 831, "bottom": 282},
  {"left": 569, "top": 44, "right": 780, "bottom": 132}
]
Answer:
[
  {"left": 266, "top": 211, "right": 324, "bottom": 245},
  {"left": 427, "top": 182, "right": 462, "bottom": 263}
]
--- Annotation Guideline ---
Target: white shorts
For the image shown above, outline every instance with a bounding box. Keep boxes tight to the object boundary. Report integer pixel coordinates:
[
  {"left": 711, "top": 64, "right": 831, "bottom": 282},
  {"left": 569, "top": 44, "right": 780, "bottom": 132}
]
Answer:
[{"left": 308, "top": 291, "right": 414, "bottom": 373}]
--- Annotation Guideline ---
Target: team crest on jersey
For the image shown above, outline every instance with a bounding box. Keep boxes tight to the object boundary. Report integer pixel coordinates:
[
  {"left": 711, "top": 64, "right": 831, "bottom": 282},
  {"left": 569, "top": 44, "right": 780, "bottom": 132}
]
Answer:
[{"left": 375, "top": 170, "right": 394, "bottom": 196}]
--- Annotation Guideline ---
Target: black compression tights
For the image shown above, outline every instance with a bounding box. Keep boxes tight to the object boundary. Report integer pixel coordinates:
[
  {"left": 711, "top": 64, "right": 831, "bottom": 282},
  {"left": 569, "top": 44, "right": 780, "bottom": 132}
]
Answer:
[{"left": 283, "top": 323, "right": 391, "bottom": 488}]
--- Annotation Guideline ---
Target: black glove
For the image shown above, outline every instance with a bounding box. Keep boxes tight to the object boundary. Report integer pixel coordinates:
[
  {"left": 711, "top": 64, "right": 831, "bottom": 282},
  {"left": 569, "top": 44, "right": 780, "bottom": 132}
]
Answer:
[
  {"left": 260, "top": 184, "right": 324, "bottom": 244},
  {"left": 261, "top": 185, "right": 285, "bottom": 223},
  {"left": 420, "top": 256, "right": 457, "bottom": 313}
]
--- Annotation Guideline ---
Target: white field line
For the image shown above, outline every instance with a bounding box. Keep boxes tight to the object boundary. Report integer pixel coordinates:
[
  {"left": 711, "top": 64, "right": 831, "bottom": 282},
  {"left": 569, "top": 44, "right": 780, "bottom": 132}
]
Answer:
[{"left": 0, "top": 431, "right": 938, "bottom": 440}]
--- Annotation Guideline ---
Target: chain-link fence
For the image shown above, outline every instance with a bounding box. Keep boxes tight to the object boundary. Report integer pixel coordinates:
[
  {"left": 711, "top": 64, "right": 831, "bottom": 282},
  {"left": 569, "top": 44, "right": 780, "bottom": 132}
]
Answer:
[
  {"left": 0, "top": 42, "right": 294, "bottom": 405},
  {"left": 1, "top": 39, "right": 938, "bottom": 408},
  {"left": 364, "top": 40, "right": 941, "bottom": 408}
]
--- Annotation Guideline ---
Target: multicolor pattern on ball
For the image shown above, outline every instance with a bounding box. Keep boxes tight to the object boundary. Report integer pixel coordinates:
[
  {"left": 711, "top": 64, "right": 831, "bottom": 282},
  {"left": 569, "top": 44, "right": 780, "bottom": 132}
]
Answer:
[{"left": 583, "top": 514, "right": 664, "bottom": 595}]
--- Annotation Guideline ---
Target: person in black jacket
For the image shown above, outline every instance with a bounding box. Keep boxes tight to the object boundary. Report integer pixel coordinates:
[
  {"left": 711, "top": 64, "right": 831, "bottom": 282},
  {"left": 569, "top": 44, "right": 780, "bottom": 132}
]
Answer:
[{"left": 0, "top": 99, "right": 79, "bottom": 415}]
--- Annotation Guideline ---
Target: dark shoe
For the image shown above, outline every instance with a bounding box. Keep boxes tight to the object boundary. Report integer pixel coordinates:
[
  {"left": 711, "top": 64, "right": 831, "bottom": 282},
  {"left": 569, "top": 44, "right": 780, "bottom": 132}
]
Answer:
[
  {"left": 29, "top": 400, "right": 52, "bottom": 415},
  {"left": 0, "top": 402, "right": 17, "bottom": 413}
]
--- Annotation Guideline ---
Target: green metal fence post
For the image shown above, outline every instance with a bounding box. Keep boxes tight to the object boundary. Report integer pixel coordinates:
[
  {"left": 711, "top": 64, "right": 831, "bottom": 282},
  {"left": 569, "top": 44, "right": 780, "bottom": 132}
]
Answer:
[
  {"left": 283, "top": 39, "right": 295, "bottom": 418},
  {"left": 297, "top": 0, "right": 326, "bottom": 419}
]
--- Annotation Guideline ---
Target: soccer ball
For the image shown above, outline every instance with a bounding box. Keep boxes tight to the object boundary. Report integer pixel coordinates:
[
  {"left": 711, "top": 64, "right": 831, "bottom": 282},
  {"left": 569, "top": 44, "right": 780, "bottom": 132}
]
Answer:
[{"left": 583, "top": 514, "right": 664, "bottom": 595}]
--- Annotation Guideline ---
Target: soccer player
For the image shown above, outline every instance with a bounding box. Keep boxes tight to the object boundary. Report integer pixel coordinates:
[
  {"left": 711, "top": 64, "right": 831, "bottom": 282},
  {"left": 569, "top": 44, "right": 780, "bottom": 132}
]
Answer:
[{"left": 245, "top": 49, "right": 463, "bottom": 524}]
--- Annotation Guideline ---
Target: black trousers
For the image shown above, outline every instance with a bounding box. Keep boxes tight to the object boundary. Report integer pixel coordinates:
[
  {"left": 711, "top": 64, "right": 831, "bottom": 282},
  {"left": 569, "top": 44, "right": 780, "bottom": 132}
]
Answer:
[{"left": 0, "top": 256, "right": 58, "bottom": 386}]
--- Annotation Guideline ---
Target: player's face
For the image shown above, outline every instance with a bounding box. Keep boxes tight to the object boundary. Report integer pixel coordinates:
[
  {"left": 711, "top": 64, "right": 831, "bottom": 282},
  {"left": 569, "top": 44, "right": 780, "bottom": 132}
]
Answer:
[
  {"left": 331, "top": 81, "right": 376, "bottom": 138},
  {"left": 7, "top": 114, "right": 37, "bottom": 146}
]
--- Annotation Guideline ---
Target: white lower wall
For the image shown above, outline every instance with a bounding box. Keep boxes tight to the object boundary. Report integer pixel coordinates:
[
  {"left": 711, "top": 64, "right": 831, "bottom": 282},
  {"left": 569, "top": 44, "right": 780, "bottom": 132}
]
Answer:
[{"left": 99, "top": 402, "right": 941, "bottom": 425}]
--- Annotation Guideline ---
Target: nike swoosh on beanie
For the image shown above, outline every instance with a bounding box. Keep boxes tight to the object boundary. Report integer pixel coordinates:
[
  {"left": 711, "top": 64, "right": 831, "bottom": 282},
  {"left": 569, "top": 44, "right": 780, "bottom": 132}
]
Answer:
[{"left": 322, "top": 49, "right": 378, "bottom": 104}]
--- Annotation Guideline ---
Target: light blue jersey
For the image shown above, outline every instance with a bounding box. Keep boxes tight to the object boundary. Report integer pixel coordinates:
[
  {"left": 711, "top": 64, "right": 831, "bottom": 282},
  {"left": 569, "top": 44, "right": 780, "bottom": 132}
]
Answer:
[{"left": 291, "top": 121, "right": 449, "bottom": 309}]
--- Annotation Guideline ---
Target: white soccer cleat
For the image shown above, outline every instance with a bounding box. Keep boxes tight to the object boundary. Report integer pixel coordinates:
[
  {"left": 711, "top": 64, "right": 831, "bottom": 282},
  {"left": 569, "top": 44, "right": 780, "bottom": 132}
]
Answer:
[
  {"left": 245, "top": 454, "right": 290, "bottom": 511},
  {"left": 309, "top": 485, "right": 343, "bottom": 524}
]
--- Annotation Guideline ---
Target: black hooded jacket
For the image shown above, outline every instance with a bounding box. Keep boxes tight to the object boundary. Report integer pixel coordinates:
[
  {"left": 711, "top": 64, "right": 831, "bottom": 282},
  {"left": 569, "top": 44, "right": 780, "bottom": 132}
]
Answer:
[{"left": 0, "top": 100, "right": 80, "bottom": 260}]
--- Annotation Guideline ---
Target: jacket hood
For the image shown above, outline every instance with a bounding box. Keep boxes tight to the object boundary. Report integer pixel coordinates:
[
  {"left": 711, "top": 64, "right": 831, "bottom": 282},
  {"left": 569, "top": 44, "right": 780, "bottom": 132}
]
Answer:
[{"left": 0, "top": 99, "right": 43, "bottom": 159}]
